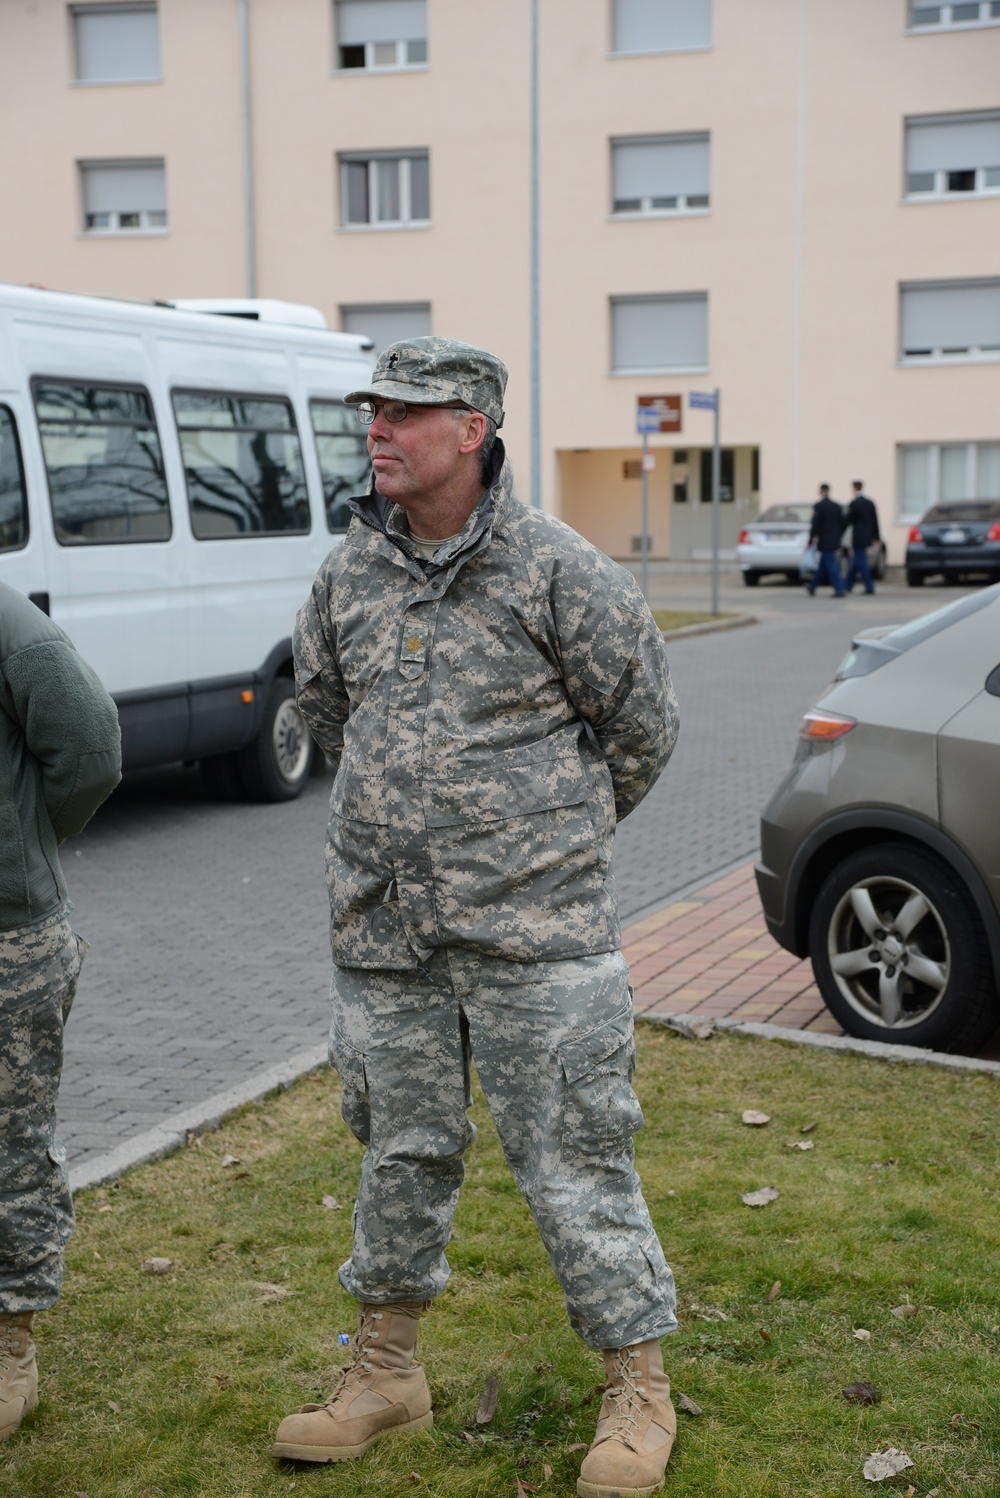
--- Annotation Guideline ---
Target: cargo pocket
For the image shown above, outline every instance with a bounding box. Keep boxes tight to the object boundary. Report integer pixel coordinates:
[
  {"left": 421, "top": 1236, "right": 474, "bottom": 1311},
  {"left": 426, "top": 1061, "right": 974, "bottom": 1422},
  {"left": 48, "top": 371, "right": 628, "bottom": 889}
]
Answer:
[
  {"left": 559, "top": 1009, "right": 643, "bottom": 1164},
  {"left": 328, "top": 1026, "right": 370, "bottom": 1145}
]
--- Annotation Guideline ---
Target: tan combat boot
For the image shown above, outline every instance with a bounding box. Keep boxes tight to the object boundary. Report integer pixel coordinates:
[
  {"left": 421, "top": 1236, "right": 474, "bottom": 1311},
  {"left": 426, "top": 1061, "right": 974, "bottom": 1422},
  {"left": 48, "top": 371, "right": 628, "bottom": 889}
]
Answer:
[
  {"left": 577, "top": 1338, "right": 676, "bottom": 1498},
  {"left": 272, "top": 1301, "right": 433, "bottom": 1463},
  {"left": 0, "top": 1312, "right": 38, "bottom": 1441}
]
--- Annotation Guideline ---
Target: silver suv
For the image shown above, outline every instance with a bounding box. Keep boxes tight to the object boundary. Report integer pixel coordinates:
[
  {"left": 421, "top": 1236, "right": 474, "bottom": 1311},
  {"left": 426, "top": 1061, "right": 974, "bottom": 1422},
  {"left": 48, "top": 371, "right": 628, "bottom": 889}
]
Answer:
[{"left": 757, "top": 586, "right": 1000, "bottom": 1051}]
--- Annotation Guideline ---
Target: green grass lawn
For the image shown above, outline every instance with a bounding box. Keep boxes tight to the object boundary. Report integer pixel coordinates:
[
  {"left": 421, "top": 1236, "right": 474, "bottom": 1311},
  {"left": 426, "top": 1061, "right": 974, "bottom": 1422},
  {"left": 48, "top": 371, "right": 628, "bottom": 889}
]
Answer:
[
  {"left": 3, "top": 1027, "right": 998, "bottom": 1496},
  {"left": 652, "top": 609, "right": 740, "bottom": 632}
]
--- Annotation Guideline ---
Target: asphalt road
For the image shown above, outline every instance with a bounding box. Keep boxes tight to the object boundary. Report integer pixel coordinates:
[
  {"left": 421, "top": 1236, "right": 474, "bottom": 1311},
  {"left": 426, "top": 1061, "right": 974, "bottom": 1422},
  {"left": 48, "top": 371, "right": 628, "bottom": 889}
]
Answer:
[{"left": 59, "top": 573, "right": 971, "bottom": 1167}]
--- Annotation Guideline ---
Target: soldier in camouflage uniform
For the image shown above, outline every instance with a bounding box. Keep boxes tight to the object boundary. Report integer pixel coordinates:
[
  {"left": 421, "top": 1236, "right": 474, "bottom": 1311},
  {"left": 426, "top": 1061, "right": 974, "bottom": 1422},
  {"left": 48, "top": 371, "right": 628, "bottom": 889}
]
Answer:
[
  {"left": 0, "top": 581, "right": 121, "bottom": 1440},
  {"left": 275, "top": 339, "right": 680, "bottom": 1496}
]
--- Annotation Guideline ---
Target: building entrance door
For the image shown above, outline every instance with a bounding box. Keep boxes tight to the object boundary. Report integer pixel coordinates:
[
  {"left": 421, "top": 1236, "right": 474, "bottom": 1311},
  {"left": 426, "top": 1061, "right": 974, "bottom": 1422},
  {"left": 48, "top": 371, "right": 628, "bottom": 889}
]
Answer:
[{"left": 669, "top": 446, "right": 759, "bottom": 559}]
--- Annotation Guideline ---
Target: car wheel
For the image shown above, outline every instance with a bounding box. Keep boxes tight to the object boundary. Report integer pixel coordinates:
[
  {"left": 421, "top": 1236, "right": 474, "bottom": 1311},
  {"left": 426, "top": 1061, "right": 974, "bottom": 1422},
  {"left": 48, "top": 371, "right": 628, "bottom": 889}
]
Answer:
[
  {"left": 237, "top": 677, "right": 314, "bottom": 802},
  {"left": 742, "top": 570, "right": 761, "bottom": 587},
  {"left": 906, "top": 569, "right": 924, "bottom": 587},
  {"left": 808, "top": 843, "right": 998, "bottom": 1051},
  {"left": 199, "top": 751, "right": 245, "bottom": 802}
]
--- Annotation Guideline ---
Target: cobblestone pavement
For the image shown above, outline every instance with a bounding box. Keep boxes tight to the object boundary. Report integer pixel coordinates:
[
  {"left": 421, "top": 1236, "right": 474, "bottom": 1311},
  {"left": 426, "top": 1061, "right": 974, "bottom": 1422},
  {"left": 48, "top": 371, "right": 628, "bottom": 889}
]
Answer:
[{"left": 58, "top": 576, "right": 970, "bottom": 1166}]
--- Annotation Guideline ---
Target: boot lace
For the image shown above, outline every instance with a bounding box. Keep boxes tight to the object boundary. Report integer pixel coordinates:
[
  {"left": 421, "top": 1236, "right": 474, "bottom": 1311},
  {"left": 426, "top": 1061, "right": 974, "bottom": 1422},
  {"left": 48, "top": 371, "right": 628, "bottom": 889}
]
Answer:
[
  {"left": 322, "top": 1308, "right": 384, "bottom": 1411},
  {"left": 603, "top": 1345, "right": 648, "bottom": 1450}
]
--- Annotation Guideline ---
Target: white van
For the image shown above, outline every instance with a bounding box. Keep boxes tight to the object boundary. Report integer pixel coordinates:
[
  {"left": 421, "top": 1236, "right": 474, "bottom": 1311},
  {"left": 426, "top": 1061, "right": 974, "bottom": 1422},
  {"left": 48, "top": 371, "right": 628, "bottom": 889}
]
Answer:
[{"left": 0, "top": 284, "right": 374, "bottom": 800}]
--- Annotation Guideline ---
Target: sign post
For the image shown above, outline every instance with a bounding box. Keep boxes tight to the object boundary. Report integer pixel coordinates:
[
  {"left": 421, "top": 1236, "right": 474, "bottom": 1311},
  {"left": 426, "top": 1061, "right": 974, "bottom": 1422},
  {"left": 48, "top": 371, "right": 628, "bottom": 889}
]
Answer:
[
  {"left": 689, "top": 389, "right": 721, "bottom": 615},
  {"left": 635, "top": 396, "right": 682, "bottom": 601}
]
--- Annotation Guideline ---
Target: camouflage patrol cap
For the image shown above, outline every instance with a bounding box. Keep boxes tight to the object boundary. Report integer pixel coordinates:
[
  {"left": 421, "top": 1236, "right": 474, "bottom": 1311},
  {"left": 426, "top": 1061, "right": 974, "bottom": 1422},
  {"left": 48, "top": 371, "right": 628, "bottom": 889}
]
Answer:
[{"left": 345, "top": 336, "right": 507, "bottom": 428}]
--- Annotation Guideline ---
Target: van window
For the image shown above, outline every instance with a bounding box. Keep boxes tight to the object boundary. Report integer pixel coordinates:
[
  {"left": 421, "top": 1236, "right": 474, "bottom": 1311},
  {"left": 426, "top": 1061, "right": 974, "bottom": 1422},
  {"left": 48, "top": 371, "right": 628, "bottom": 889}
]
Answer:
[
  {"left": 172, "top": 391, "right": 310, "bottom": 539},
  {"left": 0, "top": 407, "right": 28, "bottom": 553},
  {"left": 310, "top": 400, "right": 371, "bottom": 531},
  {"left": 33, "top": 381, "right": 170, "bottom": 544}
]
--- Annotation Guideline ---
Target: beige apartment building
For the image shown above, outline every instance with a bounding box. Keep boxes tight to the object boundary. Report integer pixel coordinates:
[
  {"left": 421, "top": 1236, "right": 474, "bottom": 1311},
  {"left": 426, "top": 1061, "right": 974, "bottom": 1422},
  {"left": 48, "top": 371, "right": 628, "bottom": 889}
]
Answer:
[{"left": 1, "top": 0, "right": 998, "bottom": 563}]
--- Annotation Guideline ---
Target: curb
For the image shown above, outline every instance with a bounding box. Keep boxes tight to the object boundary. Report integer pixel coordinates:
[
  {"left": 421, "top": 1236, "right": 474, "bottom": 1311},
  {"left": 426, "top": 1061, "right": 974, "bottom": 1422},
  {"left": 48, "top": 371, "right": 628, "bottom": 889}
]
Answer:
[
  {"left": 660, "top": 613, "right": 756, "bottom": 642},
  {"left": 639, "top": 1011, "right": 1000, "bottom": 1077},
  {"left": 68, "top": 1042, "right": 328, "bottom": 1193},
  {"left": 622, "top": 852, "right": 756, "bottom": 928}
]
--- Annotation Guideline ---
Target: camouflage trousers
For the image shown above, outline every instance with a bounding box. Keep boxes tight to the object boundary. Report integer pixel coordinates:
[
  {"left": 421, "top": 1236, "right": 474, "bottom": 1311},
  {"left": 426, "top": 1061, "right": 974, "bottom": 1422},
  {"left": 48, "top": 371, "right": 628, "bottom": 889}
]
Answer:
[
  {"left": 0, "top": 911, "right": 85, "bottom": 1313},
  {"left": 329, "top": 949, "right": 677, "bottom": 1349}
]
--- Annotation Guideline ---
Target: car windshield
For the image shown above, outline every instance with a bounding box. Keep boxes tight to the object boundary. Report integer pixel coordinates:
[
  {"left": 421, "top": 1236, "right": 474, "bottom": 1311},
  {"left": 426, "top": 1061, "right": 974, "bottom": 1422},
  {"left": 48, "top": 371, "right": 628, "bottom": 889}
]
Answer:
[
  {"left": 836, "top": 585, "right": 1000, "bottom": 679},
  {"left": 756, "top": 505, "right": 812, "bottom": 524},
  {"left": 923, "top": 501, "right": 1000, "bottom": 523}
]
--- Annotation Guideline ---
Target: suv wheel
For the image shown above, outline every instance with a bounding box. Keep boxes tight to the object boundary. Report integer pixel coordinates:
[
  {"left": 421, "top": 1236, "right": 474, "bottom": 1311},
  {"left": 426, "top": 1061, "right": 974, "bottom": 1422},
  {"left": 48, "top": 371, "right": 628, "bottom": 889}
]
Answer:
[
  {"left": 809, "top": 843, "right": 997, "bottom": 1051},
  {"left": 237, "top": 678, "right": 314, "bottom": 802},
  {"left": 906, "top": 569, "right": 924, "bottom": 587},
  {"left": 742, "top": 570, "right": 761, "bottom": 587}
]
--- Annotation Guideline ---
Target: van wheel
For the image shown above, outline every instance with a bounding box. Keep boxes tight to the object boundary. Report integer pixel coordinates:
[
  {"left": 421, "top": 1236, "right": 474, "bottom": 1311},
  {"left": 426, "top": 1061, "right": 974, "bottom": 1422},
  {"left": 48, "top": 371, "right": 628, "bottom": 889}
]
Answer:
[
  {"left": 238, "top": 678, "right": 313, "bottom": 802},
  {"left": 199, "top": 751, "right": 245, "bottom": 802},
  {"left": 808, "top": 843, "right": 997, "bottom": 1051}
]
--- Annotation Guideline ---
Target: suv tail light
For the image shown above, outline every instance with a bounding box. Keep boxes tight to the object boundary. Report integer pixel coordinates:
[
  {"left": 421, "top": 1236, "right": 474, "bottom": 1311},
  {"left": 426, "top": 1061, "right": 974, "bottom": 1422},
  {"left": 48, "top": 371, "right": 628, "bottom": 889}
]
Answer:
[
  {"left": 799, "top": 708, "right": 857, "bottom": 742},
  {"left": 908, "top": 526, "right": 924, "bottom": 544},
  {"left": 738, "top": 529, "right": 750, "bottom": 544},
  {"left": 987, "top": 522, "right": 1000, "bottom": 542}
]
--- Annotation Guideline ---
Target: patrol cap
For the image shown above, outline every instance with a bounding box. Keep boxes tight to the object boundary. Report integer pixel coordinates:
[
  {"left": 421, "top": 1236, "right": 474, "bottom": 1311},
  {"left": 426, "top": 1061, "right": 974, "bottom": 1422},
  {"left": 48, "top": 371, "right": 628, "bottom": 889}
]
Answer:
[{"left": 344, "top": 335, "right": 507, "bottom": 429}]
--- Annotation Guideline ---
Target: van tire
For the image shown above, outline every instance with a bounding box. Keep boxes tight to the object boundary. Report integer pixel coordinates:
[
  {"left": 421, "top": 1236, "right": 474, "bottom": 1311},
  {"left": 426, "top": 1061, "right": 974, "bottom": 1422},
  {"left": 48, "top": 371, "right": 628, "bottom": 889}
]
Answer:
[
  {"left": 199, "top": 751, "right": 246, "bottom": 802},
  {"left": 238, "top": 677, "right": 313, "bottom": 802}
]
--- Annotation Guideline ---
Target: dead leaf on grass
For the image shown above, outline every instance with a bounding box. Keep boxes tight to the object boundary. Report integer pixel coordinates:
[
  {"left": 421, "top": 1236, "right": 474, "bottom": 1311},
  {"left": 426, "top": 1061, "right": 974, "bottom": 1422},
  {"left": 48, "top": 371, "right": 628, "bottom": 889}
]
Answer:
[
  {"left": 566, "top": 1443, "right": 587, "bottom": 1451},
  {"left": 842, "top": 1381, "right": 881, "bottom": 1405},
  {"left": 853, "top": 1328, "right": 871, "bottom": 1341},
  {"left": 476, "top": 1374, "right": 499, "bottom": 1425},
  {"left": 255, "top": 1282, "right": 295, "bottom": 1303},
  {"left": 220, "top": 1154, "right": 240, "bottom": 1168},
  {"left": 767, "top": 1281, "right": 781, "bottom": 1301},
  {"left": 517, "top": 1482, "right": 539, "bottom": 1495},
  {"left": 862, "top": 1448, "right": 913, "bottom": 1481},
  {"left": 97, "top": 1204, "right": 113, "bottom": 1213},
  {"left": 676, "top": 1391, "right": 703, "bottom": 1416},
  {"left": 742, "top": 1110, "right": 770, "bottom": 1126},
  {"left": 321, "top": 1195, "right": 342, "bottom": 1211},
  {"left": 786, "top": 1140, "right": 814, "bottom": 1151},
  {"left": 107, "top": 1400, "right": 121, "bottom": 1412},
  {"left": 141, "top": 1257, "right": 172, "bottom": 1274},
  {"left": 514, "top": 1332, "right": 528, "bottom": 1344},
  {"left": 758, "top": 1327, "right": 771, "bottom": 1342},
  {"left": 890, "top": 1304, "right": 918, "bottom": 1319},
  {"left": 801, "top": 1121, "right": 818, "bottom": 1133},
  {"left": 534, "top": 1360, "right": 554, "bottom": 1373},
  {"left": 870, "top": 1159, "right": 897, "bottom": 1170},
  {"left": 665, "top": 1015, "right": 716, "bottom": 1040},
  {"left": 214, "top": 1374, "right": 230, "bottom": 1389},
  {"left": 543, "top": 1462, "right": 554, "bottom": 1479},
  {"left": 459, "top": 1429, "right": 479, "bottom": 1445},
  {"left": 742, "top": 1187, "right": 779, "bottom": 1207},
  {"left": 304, "top": 1072, "right": 324, "bottom": 1082}
]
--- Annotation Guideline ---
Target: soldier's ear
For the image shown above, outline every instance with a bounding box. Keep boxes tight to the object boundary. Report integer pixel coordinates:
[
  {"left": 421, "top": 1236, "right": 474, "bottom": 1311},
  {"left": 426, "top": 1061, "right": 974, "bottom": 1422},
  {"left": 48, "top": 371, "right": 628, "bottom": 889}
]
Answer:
[{"left": 457, "top": 410, "right": 487, "bottom": 456}]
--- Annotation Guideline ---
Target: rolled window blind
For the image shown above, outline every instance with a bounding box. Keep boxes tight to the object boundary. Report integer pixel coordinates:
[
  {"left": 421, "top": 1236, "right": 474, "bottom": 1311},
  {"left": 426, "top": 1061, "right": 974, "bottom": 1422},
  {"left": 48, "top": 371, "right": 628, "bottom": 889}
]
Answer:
[
  {"left": 613, "top": 0, "right": 712, "bottom": 53},
  {"left": 81, "top": 160, "right": 166, "bottom": 214},
  {"left": 612, "top": 294, "right": 708, "bottom": 370},
  {"left": 906, "top": 113, "right": 1000, "bottom": 172},
  {"left": 901, "top": 281, "right": 1000, "bottom": 352},
  {"left": 338, "top": 0, "right": 426, "bottom": 45},
  {"left": 74, "top": 5, "right": 160, "bottom": 83},
  {"left": 614, "top": 135, "right": 709, "bottom": 200}
]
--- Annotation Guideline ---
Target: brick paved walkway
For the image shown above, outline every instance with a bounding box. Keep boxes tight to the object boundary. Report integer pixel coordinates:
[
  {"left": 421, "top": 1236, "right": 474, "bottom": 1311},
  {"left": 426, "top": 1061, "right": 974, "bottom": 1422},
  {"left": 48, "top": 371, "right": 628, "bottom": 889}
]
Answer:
[{"left": 622, "top": 861, "right": 844, "bottom": 1033}]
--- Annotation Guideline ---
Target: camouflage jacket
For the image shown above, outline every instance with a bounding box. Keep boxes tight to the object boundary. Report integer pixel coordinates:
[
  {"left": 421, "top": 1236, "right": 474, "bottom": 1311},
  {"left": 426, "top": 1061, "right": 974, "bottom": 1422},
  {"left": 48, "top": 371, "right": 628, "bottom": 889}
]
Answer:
[{"left": 294, "top": 448, "right": 678, "bottom": 969}]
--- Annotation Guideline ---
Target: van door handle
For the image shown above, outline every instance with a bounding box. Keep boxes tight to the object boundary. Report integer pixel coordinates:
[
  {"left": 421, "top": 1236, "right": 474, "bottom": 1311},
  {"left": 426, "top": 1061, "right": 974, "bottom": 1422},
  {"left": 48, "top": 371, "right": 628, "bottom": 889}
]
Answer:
[{"left": 29, "top": 591, "right": 51, "bottom": 616}]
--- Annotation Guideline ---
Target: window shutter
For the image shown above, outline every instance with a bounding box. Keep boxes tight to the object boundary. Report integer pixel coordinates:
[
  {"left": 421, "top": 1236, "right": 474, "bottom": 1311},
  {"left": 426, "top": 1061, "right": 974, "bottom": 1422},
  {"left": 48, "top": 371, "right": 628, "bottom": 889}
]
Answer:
[
  {"left": 81, "top": 160, "right": 166, "bottom": 215},
  {"left": 613, "top": 134, "right": 709, "bottom": 200},
  {"left": 337, "top": 0, "right": 426, "bottom": 45},
  {"left": 341, "top": 303, "right": 432, "bottom": 361},
  {"left": 905, "top": 113, "right": 1000, "bottom": 172},
  {"left": 613, "top": 0, "right": 712, "bottom": 53},
  {"left": 901, "top": 281, "right": 1000, "bottom": 354},
  {"left": 73, "top": 5, "right": 160, "bottom": 83},
  {"left": 612, "top": 294, "right": 708, "bottom": 371}
]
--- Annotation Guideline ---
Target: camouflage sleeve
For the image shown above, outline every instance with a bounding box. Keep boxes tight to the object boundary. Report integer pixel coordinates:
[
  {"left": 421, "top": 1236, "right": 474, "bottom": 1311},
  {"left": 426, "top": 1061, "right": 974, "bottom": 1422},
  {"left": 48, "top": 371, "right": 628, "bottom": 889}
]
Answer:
[
  {"left": 552, "top": 562, "right": 679, "bottom": 821},
  {"left": 293, "top": 574, "right": 349, "bottom": 772}
]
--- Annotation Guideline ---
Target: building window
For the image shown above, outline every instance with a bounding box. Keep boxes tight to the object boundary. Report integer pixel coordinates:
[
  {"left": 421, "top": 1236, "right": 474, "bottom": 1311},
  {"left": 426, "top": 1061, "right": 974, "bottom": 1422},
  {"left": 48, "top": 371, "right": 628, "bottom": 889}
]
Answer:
[
  {"left": 699, "top": 447, "right": 734, "bottom": 501},
  {"left": 612, "top": 0, "right": 712, "bottom": 54},
  {"left": 32, "top": 381, "right": 170, "bottom": 544},
  {"left": 905, "top": 113, "right": 1000, "bottom": 197},
  {"left": 339, "top": 152, "right": 429, "bottom": 227},
  {"left": 336, "top": 0, "right": 427, "bottom": 69},
  {"left": 907, "top": 1, "right": 1000, "bottom": 31},
  {"left": 900, "top": 279, "right": 1000, "bottom": 360},
  {"left": 611, "top": 293, "right": 708, "bottom": 373},
  {"left": 341, "top": 302, "right": 431, "bottom": 359},
  {"left": 172, "top": 392, "right": 311, "bottom": 539},
  {"left": 72, "top": 3, "right": 160, "bottom": 84},
  {"left": 0, "top": 408, "right": 28, "bottom": 553},
  {"left": 310, "top": 402, "right": 372, "bottom": 531},
  {"left": 898, "top": 441, "right": 1000, "bottom": 515},
  {"left": 612, "top": 133, "right": 709, "bottom": 215},
  {"left": 80, "top": 159, "right": 167, "bottom": 232}
]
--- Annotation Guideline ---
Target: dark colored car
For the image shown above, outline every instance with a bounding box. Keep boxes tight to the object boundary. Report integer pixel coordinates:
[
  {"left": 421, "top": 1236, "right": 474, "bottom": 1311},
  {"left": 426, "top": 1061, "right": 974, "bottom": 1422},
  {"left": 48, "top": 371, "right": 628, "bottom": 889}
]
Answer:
[
  {"left": 756, "top": 586, "right": 1000, "bottom": 1052},
  {"left": 906, "top": 499, "right": 1000, "bottom": 587}
]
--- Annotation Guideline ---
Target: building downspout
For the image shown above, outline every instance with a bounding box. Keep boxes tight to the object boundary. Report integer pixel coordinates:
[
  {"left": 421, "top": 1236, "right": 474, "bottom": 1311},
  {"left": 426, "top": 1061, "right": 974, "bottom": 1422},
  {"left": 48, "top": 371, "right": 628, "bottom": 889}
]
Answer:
[
  {"left": 239, "top": 0, "right": 257, "bottom": 298},
  {"left": 529, "top": 0, "right": 541, "bottom": 507}
]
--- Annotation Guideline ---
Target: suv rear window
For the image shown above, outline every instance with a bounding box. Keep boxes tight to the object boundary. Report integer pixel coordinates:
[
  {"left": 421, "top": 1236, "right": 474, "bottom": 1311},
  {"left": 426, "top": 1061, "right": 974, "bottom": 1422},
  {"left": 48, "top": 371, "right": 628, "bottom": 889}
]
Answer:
[
  {"left": 757, "top": 505, "right": 812, "bottom": 523},
  {"left": 923, "top": 501, "right": 1000, "bottom": 522},
  {"left": 836, "top": 586, "right": 1000, "bottom": 679}
]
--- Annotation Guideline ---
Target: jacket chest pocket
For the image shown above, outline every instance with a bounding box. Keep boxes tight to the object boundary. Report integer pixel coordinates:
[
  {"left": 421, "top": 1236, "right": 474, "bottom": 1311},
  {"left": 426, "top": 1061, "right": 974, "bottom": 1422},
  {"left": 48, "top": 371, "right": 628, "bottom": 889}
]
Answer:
[{"left": 558, "top": 1009, "right": 643, "bottom": 1164}]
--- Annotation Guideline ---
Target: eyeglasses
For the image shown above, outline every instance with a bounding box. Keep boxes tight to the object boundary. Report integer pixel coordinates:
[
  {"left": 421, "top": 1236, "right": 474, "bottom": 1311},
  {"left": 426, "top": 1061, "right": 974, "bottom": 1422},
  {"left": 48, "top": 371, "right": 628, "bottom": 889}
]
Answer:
[{"left": 355, "top": 399, "right": 469, "bottom": 426}]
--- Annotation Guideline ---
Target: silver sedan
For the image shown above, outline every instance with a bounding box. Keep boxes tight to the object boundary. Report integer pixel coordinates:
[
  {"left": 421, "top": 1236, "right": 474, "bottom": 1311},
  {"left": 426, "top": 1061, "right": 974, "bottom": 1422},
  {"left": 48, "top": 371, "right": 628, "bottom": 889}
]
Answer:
[
  {"left": 737, "top": 503, "right": 888, "bottom": 587},
  {"left": 756, "top": 585, "right": 1000, "bottom": 1050}
]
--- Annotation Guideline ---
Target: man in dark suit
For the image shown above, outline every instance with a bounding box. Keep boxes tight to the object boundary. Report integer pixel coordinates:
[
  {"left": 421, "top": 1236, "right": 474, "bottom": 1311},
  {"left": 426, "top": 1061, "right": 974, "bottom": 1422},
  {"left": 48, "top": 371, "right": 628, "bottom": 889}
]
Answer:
[
  {"left": 844, "top": 481, "right": 881, "bottom": 595},
  {"left": 807, "top": 484, "right": 846, "bottom": 597}
]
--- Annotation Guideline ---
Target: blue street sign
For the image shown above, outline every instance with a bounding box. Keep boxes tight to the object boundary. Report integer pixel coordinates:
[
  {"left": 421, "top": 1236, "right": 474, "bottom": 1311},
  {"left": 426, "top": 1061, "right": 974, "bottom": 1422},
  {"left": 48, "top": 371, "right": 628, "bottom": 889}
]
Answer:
[
  {"left": 689, "top": 390, "right": 718, "bottom": 410},
  {"left": 636, "top": 410, "right": 662, "bottom": 433}
]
